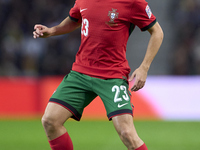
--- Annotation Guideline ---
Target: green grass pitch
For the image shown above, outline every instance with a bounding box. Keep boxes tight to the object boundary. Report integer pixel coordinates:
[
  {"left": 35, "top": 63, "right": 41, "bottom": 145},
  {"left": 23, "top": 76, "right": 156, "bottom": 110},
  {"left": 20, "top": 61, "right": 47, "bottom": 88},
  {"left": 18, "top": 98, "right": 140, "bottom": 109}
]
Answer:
[{"left": 0, "top": 120, "right": 199, "bottom": 150}]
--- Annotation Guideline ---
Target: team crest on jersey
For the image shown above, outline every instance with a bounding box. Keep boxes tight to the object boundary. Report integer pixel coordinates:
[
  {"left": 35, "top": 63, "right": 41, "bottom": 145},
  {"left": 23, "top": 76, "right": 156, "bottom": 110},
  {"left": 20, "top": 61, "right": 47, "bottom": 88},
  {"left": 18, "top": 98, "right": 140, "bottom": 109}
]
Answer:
[
  {"left": 145, "top": 5, "right": 152, "bottom": 19},
  {"left": 108, "top": 8, "right": 119, "bottom": 23}
]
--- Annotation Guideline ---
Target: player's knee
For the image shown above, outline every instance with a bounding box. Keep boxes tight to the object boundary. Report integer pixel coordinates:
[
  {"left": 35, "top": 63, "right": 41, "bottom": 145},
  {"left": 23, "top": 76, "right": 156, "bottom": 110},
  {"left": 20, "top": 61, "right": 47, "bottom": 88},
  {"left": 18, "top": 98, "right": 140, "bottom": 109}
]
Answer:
[
  {"left": 41, "top": 115, "right": 58, "bottom": 132},
  {"left": 120, "top": 129, "right": 140, "bottom": 149},
  {"left": 120, "top": 129, "right": 132, "bottom": 140}
]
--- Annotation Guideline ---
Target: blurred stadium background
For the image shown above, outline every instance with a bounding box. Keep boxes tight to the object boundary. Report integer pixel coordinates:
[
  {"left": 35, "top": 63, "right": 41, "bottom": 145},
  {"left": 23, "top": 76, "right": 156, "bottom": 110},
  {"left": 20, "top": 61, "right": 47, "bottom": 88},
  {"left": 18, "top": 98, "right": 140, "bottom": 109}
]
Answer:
[{"left": 0, "top": 0, "right": 200, "bottom": 150}]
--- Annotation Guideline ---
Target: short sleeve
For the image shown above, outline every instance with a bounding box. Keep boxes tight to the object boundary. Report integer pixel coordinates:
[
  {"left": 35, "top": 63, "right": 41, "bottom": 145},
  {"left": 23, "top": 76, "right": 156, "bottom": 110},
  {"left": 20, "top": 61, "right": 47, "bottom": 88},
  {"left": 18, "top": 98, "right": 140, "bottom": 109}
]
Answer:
[
  {"left": 69, "top": 1, "right": 82, "bottom": 23},
  {"left": 130, "top": 0, "right": 156, "bottom": 31}
]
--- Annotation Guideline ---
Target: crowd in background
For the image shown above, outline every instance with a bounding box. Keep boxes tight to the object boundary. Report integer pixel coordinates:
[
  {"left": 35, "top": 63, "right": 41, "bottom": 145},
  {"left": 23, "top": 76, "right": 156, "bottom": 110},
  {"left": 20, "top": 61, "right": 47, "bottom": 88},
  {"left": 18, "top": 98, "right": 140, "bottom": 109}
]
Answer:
[
  {"left": 0, "top": 0, "right": 200, "bottom": 76},
  {"left": 170, "top": 0, "right": 200, "bottom": 75},
  {"left": 0, "top": 0, "right": 80, "bottom": 76}
]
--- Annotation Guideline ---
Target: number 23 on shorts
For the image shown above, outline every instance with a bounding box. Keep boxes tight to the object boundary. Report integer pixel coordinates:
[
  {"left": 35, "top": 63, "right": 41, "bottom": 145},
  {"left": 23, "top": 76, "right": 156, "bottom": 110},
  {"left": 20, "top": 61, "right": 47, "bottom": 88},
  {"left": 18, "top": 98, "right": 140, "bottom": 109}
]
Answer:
[{"left": 112, "top": 85, "right": 131, "bottom": 108}]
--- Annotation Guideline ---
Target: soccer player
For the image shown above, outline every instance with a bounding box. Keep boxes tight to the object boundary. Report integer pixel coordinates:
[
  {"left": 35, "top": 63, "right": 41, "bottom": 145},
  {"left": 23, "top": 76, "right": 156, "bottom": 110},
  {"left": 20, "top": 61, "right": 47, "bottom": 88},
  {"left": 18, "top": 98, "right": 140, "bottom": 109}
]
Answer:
[{"left": 33, "top": 0, "right": 163, "bottom": 149}]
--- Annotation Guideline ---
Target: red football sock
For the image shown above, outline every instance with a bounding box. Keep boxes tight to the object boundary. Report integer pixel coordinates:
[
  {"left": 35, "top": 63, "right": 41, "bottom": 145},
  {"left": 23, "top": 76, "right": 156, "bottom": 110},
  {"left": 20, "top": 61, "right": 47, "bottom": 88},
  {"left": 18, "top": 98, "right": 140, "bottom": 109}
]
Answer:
[
  {"left": 135, "top": 143, "right": 148, "bottom": 150},
  {"left": 49, "top": 132, "right": 73, "bottom": 150}
]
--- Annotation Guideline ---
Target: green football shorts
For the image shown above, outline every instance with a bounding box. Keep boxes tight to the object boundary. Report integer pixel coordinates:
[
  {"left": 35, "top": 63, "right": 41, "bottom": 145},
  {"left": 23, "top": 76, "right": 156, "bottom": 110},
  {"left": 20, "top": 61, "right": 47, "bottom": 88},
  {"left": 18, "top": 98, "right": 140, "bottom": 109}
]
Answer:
[{"left": 49, "top": 71, "right": 133, "bottom": 121}]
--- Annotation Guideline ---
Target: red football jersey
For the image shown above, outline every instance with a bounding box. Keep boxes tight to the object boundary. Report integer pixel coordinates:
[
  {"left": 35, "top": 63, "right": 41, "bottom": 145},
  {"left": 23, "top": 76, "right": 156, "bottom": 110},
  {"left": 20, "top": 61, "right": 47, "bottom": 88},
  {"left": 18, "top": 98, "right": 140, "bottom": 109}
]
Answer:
[{"left": 69, "top": 0, "right": 156, "bottom": 80}]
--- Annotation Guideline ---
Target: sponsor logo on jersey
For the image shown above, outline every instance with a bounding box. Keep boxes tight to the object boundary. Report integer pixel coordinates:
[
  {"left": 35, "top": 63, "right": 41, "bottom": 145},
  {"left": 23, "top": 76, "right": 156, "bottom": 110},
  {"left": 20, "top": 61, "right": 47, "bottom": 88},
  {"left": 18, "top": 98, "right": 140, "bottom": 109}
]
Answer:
[{"left": 145, "top": 5, "right": 152, "bottom": 19}]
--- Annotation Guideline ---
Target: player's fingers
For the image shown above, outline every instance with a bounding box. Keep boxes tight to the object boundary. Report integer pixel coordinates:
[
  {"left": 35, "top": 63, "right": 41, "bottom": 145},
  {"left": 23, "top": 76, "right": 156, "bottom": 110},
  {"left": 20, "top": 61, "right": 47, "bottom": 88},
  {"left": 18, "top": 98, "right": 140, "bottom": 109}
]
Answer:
[
  {"left": 137, "top": 80, "right": 145, "bottom": 89},
  {"left": 33, "top": 31, "right": 39, "bottom": 38},
  {"left": 128, "top": 72, "right": 136, "bottom": 82},
  {"left": 35, "top": 28, "right": 44, "bottom": 36},
  {"left": 131, "top": 80, "right": 145, "bottom": 91},
  {"left": 131, "top": 85, "right": 137, "bottom": 91},
  {"left": 131, "top": 79, "right": 138, "bottom": 91},
  {"left": 34, "top": 25, "right": 45, "bottom": 34},
  {"left": 34, "top": 24, "right": 43, "bottom": 30},
  {"left": 33, "top": 30, "right": 43, "bottom": 38}
]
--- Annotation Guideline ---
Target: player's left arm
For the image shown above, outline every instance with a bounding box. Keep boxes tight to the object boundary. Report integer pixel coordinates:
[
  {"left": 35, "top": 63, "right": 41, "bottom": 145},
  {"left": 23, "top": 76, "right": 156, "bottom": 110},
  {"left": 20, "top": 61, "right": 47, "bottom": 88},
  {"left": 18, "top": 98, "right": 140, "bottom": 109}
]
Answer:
[{"left": 129, "top": 22, "right": 164, "bottom": 91}]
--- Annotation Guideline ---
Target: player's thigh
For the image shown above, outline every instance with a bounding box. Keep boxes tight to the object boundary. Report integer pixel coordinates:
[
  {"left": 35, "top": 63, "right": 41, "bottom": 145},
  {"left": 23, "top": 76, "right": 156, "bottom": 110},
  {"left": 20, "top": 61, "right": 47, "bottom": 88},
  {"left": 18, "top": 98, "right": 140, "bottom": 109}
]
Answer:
[
  {"left": 49, "top": 71, "right": 97, "bottom": 121},
  {"left": 42, "top": 102, "right": 73, "bottom": 125}
]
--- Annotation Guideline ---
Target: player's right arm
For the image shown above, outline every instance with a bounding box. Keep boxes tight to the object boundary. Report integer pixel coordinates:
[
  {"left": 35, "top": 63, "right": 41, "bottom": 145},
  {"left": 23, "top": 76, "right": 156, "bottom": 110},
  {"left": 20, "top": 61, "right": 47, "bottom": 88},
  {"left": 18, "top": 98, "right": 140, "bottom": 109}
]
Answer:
[{"left": 33, "top": 16, "right": 81, "bottom": 39}]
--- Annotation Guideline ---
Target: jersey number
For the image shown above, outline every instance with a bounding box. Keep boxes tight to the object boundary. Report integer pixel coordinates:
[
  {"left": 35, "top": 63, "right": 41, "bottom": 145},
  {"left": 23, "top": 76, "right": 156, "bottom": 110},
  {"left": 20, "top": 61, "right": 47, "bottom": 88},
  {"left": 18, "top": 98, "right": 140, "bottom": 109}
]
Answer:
[
  {"left": 112, "top": 85, "right": 130, "bottom": 103},
  {"left": 81, "top": 18, "right": 89, "bottom": 36}
]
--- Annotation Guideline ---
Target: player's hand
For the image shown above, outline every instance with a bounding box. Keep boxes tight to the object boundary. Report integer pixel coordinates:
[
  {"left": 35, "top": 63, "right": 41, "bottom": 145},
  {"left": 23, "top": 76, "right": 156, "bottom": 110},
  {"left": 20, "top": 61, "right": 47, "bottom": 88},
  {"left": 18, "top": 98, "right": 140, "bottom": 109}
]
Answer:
[
  {"left": 33, "top": 24, "right": 51, "bottom": 39},
  {"left": 128, "top": 67, "right": 147, "bottom": 92}
]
